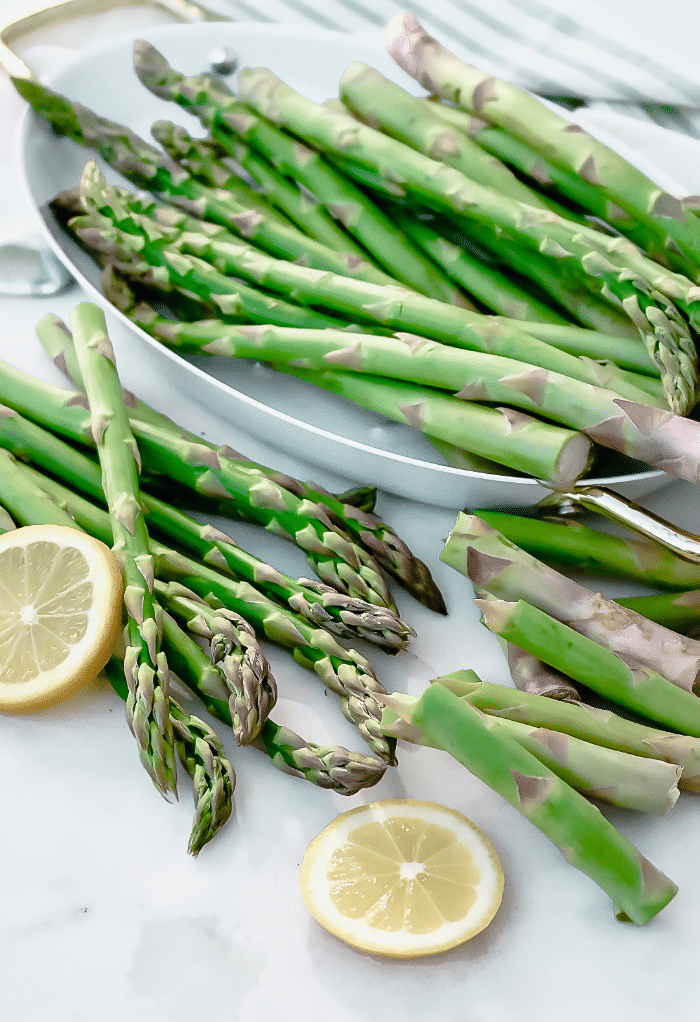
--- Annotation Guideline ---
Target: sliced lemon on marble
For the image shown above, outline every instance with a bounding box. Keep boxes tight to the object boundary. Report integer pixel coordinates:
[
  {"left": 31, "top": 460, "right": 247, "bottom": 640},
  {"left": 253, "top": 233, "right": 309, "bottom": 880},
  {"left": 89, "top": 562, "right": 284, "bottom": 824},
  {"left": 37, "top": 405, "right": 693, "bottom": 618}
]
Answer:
[
  {"left": 300, "top": 799, "right": 504, "bottom": 957},
  {"left": 0, "top": 524, "right": 123, "bottom": 712}
]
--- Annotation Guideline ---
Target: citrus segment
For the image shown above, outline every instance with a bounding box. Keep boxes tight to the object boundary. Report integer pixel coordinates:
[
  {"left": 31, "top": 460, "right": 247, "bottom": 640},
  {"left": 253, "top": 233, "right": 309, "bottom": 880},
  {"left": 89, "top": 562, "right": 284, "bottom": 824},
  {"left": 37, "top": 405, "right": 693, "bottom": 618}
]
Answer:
[
  {"left": 300, "top": 799, "right": 504, "bottom": 956},
  {"left": 0, "top": 525, "right": 123, "bottom": 712}
]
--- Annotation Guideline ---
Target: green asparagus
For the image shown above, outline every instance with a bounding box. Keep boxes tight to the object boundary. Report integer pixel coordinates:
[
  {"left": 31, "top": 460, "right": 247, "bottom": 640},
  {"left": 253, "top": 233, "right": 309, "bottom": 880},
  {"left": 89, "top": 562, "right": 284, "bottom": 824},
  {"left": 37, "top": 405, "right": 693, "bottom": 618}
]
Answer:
[
  {"left": 104, "top": 653, "right": 235, "bottom": 855},
  {"left": 442, "top": 513, "right": 700, "bottom": 693},
  {"left": 385, "top": 11, "right": 700, "bottom": 278},
  {"left": 237, "top": 63, "right": 698, "bottom": 412},
  {"left": 70, "top": 302, "right": 177, "bottom": 796},
  {"left": 404, "top": 682, "right": 678, "bottom": 924}
]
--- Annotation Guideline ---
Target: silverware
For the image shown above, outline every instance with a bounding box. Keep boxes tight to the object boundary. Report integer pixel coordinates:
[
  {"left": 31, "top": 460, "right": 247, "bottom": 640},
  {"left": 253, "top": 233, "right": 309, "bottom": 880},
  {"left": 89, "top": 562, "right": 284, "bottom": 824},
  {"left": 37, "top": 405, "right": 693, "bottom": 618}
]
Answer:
[{"left": 537, "top": 484, "right": 700, "bottom": 564}]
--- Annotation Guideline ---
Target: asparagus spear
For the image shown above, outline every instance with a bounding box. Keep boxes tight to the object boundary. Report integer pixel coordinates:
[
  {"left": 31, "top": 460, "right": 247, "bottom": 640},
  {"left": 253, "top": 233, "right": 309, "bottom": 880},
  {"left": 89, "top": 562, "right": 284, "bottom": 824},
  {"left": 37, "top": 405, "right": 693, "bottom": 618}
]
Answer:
[
  {"left": 130, "top": 40, "right": 467, "bottom": 303},
  {"left": 104, "top": 653, "right": 235, "bottom": 855},
  {"left": 276, "top": 363, "right": 592, "bottom": 487},
  {"left": 149, "top": 118, "right": 299, "bottom": 229},
  {"left": 442, "top": 512, "right": 700, "bottom": 693},
  {"left": 385, "top": 11, "right": 700, "bottom": 278},
  {"left": 142, "top": 495, "right": 414, "bottom": 651},
  {"left": 489, "top": 320, "right": 656, "bottom": 376},
  {"left": 159, "top": 609, "right": 387, "bottom": 795},
  {"left": 438, "top": 212, "right": 650, "bottom": 341},
  {"left": 237, "top": 64, "right": 698, "bottom": 413},
  {"left": 433, "top": 670, "right": 700, "bottom": 791},
  {"left": 150, "top": 118, "right": 373, "bottom": 257},
  {"left": 382, "top": 687, "right": 682, "bottom": 815},
  {"left": 157, "top": 582, "right": 277, "bottom": 745},
  {"left": 402, "top": 682, "right": 678, "bottom": 924},
  {"left": 478, "top": 595, "right": 700, "bottom": 736},
  {"left": 123, "top": 283, "right": 663, "bottom": 410},
  {"left": 474, "top": 509, "right": 700, "bottom": 591},
  {"left": 69, "top": 302, "right": 178, "bottom": 797},
  {"left": 36, "top": 309, "right": 442, "bottom": 618},
  {"left": 504, "top": 641, "right": 582, "bottom": 701},
  {"left": 615, "top": 589, "right": 700, "bottom": 635},
  {"left": 386, "top": 207, "right": 573, "bottom": 324},
  {"left": 0, "top": 449, "right": 232, "bottom": 846},
  {"left": 12, "top": 457, "right": 279, "bottom": 758},
  {"left": 319, "top": 146, "right": 645, "bottom": 341},
  {"left": 80, "top": 220, "right": 346, "bottom": 332}
]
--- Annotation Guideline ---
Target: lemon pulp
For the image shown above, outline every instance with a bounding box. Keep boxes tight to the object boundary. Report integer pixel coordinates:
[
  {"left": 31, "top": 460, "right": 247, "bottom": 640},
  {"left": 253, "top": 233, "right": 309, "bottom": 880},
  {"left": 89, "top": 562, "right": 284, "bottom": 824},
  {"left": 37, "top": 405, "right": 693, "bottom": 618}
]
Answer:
[
  {"left": 0, "top": 526, "right": 123, "bottom": 712},
  {"left": 1, "top": 540, "right": 96, "bottom": 682}
]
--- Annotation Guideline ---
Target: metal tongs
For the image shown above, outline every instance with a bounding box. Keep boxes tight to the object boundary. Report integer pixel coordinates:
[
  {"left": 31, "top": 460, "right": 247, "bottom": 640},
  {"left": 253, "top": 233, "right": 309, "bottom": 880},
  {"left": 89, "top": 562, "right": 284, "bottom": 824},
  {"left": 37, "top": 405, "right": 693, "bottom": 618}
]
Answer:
[{"left": 537, "top": 484, "right": 700, "bottom": 564}]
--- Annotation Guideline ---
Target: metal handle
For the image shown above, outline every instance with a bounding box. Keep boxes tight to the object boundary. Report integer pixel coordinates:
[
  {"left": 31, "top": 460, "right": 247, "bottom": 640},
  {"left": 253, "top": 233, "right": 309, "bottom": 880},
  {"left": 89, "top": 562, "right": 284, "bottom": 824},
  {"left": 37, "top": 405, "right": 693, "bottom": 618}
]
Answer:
[
  {"left": 538, "top": 484, "right": 700, "bottom": 564},
  {"left": 0, "top": 0, "right": 228, "bottom": 81}
]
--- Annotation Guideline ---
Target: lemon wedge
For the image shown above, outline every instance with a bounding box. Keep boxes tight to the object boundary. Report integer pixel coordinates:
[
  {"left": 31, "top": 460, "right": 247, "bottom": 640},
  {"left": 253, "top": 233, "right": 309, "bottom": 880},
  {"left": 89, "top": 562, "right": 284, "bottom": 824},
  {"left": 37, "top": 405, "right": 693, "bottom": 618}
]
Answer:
[
  {"left": 0, "top": 524, "right": 123, "bottom": 712},
  {"left": 300, "top": 799, "right": 504, "bottom": 957}
]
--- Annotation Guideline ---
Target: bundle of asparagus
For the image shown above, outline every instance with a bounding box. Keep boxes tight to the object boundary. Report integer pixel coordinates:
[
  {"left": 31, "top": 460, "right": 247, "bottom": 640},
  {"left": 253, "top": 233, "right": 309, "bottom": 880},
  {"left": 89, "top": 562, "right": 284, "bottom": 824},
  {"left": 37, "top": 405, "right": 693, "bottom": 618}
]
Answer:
[
  {"left": 12, "top": 8, "right": 700, "bottom": 491},
  {"left": 404, "top": 508, "right": 700, "bottom": 921},
  {"left": 0, "top": 302, "right": 460, "bottom": 852}
]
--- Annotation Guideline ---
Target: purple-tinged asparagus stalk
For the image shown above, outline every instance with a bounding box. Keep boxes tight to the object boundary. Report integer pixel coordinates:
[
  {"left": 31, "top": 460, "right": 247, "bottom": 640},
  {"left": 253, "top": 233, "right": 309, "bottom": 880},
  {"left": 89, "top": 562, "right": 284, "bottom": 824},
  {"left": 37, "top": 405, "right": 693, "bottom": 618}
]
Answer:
[{"left": 441, "top": 513, "right": 700, "bottom": 694}]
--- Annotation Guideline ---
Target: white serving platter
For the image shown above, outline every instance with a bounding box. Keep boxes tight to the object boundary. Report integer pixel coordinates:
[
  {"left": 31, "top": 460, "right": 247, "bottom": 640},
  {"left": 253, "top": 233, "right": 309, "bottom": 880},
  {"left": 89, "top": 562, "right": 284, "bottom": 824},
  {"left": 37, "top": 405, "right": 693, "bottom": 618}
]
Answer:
[{"left": 17, "top": 21, "right": 684, "bottom": 509}]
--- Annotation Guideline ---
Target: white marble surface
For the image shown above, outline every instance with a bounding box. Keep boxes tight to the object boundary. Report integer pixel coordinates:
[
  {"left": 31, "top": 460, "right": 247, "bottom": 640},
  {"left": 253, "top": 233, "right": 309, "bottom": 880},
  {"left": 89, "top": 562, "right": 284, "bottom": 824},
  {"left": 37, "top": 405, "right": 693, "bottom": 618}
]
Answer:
[{"left": 2, "top": 6, "right": 700, "bottom": 1021}]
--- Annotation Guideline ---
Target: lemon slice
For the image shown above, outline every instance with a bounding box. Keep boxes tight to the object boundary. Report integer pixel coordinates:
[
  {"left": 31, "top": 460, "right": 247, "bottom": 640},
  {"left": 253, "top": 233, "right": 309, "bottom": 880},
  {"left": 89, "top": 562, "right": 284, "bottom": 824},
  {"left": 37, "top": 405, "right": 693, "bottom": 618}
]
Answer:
[
  {"left": 0, "top": 524, "right": 123, "bottom": 712},
  {"left": 300, "top": 799, "right": 504, "bottom": 957}
]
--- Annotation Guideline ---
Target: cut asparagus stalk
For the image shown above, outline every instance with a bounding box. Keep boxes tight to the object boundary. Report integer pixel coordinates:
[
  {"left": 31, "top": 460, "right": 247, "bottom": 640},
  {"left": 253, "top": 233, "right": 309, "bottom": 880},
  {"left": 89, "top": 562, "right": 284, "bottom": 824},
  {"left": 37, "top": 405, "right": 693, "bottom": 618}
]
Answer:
[
  {"left": 476, "top": 596, "right": 700, "bottom": 737},
  {"left": 504, "top": 640, "right": 582, "bottom": 701},
  {"left": 405, "top": 682, "right": 678, "bottom": 924},
  {"left": 442, "top": 512, "right": 700, "bottom": 693},
  {"left": 382, "top": 687, "right": 682, "bottom": 814},
  {"left": 433, "top": 670, "right": 700, "bottom": 791},
  {"left": 276, "top": 362, "right": 593, "bottom": 487},
  {"left": 474, "top": 509, "right": 700, "bottom": 591}
]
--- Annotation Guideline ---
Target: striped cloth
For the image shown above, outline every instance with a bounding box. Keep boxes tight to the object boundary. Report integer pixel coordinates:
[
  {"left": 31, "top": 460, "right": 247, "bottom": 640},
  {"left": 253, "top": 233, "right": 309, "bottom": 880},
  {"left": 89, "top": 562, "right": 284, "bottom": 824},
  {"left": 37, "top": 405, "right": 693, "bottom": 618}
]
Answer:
[{"left": 212, "top": 0, "right": 700, "bottom": 138}]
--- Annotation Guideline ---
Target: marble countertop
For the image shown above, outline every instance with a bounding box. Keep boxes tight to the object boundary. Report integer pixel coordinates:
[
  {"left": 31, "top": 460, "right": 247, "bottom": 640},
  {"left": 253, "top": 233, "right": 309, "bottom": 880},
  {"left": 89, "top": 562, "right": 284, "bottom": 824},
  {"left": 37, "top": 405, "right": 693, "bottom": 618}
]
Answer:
[{"left": 2, "top": 6, "right": 700, "bottom": 1020}]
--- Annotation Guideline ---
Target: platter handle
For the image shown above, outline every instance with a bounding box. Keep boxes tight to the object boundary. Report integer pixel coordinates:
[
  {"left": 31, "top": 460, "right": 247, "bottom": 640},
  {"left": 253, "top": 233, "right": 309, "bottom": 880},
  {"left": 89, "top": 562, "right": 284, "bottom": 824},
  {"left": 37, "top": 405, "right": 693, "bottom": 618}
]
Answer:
[
  {"left": 0, "top": 0, "right": 229, "bottom": 81},
  {"left": 537, "top": 485, "right": 700, "bottom": 563}
]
